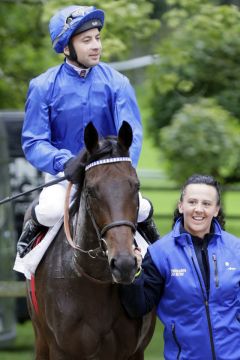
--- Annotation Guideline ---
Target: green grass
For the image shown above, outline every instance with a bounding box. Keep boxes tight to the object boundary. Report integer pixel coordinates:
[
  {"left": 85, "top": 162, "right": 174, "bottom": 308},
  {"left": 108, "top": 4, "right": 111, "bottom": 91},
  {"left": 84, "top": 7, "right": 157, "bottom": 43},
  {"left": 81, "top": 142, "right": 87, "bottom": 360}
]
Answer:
[
  {"left": 145, "top": 321, "right": 164, "bottom": 360},
  {"left": 138, "top": 134, "right": 161, "bottom": 170},
  {"left": 0, "top": 321, "right": 34, "bottom": 360}
]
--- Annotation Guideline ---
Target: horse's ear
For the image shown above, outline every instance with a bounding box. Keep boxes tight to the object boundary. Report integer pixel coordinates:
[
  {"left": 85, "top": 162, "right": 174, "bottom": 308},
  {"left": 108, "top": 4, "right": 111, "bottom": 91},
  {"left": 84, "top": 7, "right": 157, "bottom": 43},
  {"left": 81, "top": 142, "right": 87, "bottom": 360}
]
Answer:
[
  {"left": 118, "top": 121, "right": 133, "bottom": 151},
  {"left": 84, "top": 122, "right": 99, "bottom": 153}
]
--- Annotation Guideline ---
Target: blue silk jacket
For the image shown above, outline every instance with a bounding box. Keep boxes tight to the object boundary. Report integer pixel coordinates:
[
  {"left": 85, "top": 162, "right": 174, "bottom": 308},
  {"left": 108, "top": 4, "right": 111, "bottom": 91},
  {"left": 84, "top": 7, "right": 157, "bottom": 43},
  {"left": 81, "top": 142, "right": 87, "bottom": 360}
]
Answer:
[{"left": 22, "top": 61, "right": 142, "bottom": 174}]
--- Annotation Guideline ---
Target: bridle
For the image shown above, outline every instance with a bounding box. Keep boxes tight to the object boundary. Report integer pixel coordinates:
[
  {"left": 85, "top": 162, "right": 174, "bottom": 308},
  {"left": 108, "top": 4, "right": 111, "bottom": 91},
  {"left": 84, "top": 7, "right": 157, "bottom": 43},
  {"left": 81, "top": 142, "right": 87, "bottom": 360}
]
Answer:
[{"left": 64, "top": 157, "right": 137, "bottom": 259}]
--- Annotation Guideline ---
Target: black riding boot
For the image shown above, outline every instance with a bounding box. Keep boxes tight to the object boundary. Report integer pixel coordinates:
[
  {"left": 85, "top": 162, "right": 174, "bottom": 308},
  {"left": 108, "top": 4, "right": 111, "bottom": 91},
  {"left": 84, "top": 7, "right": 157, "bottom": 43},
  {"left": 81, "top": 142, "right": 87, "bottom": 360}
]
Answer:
[
  {"left": 17, "top": 207, "right": 46, "bottom": 258},
  {"left": 137, "top": 199, "right": 160, "bottom": 244}
]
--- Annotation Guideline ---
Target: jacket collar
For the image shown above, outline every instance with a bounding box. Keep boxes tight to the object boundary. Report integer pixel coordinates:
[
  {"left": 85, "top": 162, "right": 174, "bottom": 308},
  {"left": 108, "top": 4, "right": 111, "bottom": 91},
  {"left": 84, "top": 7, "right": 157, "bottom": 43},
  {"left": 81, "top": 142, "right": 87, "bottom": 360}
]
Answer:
[
  {"left": 65, "top": 58, "right": 91, "bottom": 77},
  {"left": 173, "top": 217, "right": 222, "bottom": 247},
  {"left": 63, "top": 60, "right": 92, "bottom": 78}
]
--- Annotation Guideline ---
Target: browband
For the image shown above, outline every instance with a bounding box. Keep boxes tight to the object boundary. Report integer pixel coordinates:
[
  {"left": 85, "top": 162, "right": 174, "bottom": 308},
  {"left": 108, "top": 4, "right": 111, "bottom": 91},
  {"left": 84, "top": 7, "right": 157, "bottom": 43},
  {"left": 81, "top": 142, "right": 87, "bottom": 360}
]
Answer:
[{"left": 85, "top": 157, "right": 132, "bottom": 171}]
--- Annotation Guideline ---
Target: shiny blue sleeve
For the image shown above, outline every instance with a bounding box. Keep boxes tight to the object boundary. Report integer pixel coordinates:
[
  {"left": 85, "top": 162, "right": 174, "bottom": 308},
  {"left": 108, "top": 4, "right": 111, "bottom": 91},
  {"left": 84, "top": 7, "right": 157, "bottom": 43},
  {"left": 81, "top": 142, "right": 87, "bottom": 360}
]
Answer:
[
  {"left": 114, "top": 77, "right": 142, "bottom": 168},
  {"left": 22, "top": 79, "right": 73, "bottom": 174}
]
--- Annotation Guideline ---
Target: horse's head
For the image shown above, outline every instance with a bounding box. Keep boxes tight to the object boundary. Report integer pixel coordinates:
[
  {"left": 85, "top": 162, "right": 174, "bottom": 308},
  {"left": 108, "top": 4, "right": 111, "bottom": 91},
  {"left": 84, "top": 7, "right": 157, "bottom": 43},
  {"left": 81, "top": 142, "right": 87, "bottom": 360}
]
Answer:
[{"left": 81, "top": 121, "right": 140, "bottom": 284}]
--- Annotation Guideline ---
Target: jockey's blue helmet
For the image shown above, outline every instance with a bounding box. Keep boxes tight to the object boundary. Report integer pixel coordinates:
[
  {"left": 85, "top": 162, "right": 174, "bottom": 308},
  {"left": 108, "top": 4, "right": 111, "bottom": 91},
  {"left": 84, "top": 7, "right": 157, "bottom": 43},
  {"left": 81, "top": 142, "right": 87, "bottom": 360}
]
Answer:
[{"left": 49, "top": 5, "right": 105, "bottom": 54}]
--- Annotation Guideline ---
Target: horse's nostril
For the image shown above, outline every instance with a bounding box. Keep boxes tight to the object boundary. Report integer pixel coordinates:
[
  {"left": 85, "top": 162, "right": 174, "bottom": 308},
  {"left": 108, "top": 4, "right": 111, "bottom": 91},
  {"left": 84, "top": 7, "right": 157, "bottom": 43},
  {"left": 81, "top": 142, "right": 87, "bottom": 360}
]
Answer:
[
  {"left": 110, "top": 255, "right": 135, "bottom": 270},
  {"left": 110, "top": 257, "right": 116, "bottom": 270},
  {"left": 110, "top": 255, "right": 136, "bottom": 283}
]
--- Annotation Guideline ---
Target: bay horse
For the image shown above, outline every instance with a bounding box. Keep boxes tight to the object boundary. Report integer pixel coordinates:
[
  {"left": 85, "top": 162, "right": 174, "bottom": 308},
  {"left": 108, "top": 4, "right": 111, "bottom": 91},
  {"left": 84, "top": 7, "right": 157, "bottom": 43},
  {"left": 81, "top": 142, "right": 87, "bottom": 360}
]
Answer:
[{"left": 26, "top": 121, "right": 156, "bottom": 359}]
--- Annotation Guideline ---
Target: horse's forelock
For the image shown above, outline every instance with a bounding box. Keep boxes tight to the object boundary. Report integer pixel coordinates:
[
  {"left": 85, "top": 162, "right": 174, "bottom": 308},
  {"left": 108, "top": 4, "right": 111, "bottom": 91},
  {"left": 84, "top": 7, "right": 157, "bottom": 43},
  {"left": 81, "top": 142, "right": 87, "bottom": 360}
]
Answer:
[
  {"left": 88, "top": 136, "right": 129, "bottom": 163},
  {"left": 71, "top": 136, "right": 129, "bottom": 216}
]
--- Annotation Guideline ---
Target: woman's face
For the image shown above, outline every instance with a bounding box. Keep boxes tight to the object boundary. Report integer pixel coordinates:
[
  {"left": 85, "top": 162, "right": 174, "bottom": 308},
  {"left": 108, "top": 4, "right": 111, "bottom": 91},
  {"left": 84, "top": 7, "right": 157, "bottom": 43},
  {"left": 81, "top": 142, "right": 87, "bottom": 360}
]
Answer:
[{"left": 178, "top": 184, "right": 220, "bottom": 238}]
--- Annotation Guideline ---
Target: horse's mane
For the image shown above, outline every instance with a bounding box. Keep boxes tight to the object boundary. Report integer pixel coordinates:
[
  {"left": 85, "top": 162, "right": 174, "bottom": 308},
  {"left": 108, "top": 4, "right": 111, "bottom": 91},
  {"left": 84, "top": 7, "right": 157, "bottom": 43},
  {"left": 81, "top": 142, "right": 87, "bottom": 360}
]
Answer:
[{"left": 70, "top": 135, "right": 130, "bottom": 215}]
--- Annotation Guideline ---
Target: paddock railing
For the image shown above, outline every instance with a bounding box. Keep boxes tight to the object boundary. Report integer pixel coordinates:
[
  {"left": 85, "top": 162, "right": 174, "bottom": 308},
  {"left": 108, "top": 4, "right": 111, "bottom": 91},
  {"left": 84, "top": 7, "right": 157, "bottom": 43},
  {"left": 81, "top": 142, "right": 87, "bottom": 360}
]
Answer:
[{"left": 0, "top": 281, "right": 26, "bottom": 297}]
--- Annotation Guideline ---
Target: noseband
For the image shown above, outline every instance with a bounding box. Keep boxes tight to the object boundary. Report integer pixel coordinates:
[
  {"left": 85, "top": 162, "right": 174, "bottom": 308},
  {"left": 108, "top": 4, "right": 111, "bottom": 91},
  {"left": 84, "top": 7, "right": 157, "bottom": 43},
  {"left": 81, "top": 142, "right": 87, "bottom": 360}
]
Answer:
[{"left": 64, "top": 157, "right": 137, "bottom": 258}]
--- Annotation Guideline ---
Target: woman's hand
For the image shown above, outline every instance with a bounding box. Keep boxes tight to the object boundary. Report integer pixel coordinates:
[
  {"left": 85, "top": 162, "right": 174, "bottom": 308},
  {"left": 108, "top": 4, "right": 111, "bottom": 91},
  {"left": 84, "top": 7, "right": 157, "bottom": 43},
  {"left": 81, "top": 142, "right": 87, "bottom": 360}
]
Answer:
[{"left": 134, "top": 247, "right": 142, "bottom": 277}]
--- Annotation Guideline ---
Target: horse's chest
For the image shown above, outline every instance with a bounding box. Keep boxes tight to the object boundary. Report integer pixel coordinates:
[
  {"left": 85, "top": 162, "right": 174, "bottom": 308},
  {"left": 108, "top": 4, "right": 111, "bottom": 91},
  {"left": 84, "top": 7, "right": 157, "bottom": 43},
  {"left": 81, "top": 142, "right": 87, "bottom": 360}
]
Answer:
[
  {"left": 43, "top": 279, "right": 140, "bottom": 358},
  {"left": 57, "top": 315, "right": 140, "bottom": 359}
]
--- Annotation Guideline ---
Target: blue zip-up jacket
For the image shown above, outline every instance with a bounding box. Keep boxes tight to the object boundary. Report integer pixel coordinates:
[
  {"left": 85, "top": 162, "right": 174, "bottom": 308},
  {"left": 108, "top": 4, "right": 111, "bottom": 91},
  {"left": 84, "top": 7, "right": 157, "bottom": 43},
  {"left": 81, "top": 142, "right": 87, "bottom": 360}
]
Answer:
[
  {"left": 22, "top": 61, "right": 142, "bottom": 174},
  {"left": 120, "top": 219, "right": 240, "bottom": 360}
]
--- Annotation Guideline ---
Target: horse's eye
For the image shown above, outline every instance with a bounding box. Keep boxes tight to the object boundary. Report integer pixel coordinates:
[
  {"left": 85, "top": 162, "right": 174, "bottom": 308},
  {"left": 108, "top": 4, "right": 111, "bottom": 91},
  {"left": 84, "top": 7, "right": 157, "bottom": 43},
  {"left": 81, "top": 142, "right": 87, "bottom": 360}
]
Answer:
[{"left": 134, "top": 181, "right": 140, "bottom": 192}]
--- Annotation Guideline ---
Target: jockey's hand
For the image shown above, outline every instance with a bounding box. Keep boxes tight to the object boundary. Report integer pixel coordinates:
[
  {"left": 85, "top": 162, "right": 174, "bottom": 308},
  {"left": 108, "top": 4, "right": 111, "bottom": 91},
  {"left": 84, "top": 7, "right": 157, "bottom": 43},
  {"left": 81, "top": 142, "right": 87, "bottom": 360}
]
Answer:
[{"left": 64, "top": 157, "right": 84, "bottom": 184}]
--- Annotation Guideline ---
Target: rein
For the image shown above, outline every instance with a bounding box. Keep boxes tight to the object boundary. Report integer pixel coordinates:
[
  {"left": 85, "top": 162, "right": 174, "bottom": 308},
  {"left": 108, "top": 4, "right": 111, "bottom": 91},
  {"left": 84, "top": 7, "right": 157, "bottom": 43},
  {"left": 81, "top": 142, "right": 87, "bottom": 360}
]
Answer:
[
  {"left": 64, "top": 182, "right": 105, "bottom": 258},
  {"left": 64, "top": 157, "right": 136, "bottom": 259}
]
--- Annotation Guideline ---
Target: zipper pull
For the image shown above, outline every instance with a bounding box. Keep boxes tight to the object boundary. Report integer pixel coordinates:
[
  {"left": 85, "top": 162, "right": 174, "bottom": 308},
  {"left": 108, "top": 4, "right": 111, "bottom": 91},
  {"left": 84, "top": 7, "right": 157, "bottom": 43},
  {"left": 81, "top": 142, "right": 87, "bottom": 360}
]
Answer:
[{"left": 212, "top": 254, "right": 219, "bottom": 288}]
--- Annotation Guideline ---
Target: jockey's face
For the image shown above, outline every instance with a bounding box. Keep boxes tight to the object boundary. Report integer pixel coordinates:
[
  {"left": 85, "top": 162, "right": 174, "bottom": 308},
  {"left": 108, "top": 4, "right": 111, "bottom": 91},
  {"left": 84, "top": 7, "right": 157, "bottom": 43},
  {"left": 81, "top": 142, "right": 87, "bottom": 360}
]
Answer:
[{"left": 64, "top": 28, "right": 102, "bottom": 68}]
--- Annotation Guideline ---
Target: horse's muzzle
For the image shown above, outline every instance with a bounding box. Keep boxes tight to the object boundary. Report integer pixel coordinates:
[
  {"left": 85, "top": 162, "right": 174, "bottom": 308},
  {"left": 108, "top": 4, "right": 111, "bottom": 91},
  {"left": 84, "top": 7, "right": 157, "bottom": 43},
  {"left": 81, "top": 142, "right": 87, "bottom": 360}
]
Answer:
[{"left": 109, "top": 254, "right": 137, "bottom": 284}]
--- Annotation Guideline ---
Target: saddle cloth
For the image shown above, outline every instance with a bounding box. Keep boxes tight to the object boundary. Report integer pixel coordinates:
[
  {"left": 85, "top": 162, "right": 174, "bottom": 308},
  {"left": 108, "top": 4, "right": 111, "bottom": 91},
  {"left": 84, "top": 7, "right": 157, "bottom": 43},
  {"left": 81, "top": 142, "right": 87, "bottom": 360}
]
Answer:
[
  {"left": 13, "top": 218, "right": 148, "bottom": 280},
  {"left": 13, "top": 217, "right": 63, "bottom": 279}
]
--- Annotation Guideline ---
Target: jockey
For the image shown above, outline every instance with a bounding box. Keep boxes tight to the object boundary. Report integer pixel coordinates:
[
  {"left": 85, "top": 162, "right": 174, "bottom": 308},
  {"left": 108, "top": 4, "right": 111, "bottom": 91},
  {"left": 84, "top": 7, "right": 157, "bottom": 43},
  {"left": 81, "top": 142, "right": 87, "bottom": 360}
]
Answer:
[{"left": 17, "top": 5, "right": 160, "bottom": 258}]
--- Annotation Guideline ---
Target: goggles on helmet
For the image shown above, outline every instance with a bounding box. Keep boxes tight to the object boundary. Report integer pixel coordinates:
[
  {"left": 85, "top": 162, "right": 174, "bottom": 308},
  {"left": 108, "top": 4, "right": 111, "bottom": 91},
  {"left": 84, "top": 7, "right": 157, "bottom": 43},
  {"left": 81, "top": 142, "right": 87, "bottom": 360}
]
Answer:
[{"left": 51, "top": 6, "right": 104, "bottom": 53}]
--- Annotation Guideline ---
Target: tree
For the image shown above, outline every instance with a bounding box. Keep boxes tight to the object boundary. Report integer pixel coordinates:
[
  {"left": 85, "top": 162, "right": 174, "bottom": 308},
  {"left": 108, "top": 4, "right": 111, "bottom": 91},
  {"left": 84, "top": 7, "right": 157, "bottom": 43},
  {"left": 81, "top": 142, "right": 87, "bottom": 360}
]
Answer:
[
  {"left": 0, "top": 1, "right": 50, "bottom": 109},
  {"left": 147, "top": 1, "right": 240, "bottom": 142},
  {"left": 145, "top": 0, "right": 240, "bottom": 183},
  {"left": 159, "top": 98, "right": 240, "bottom": 184}
]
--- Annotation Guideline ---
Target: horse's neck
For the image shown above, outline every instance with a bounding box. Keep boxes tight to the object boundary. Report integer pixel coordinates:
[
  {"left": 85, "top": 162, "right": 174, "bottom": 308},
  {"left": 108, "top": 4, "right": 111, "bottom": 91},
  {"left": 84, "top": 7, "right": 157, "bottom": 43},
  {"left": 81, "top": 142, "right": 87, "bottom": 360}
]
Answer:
[
  {"left": 72, "top": 196, "right": 112, "bottom": 282},
  {"left": 74, "top": 194, "right": 97, "bottom": 248}
]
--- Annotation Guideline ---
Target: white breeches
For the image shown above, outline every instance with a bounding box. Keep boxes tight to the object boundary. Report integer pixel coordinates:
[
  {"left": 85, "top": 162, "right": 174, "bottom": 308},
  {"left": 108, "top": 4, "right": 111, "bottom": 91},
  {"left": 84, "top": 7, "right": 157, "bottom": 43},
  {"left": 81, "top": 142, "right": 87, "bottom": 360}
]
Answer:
[{"left": 35, "top": 173, "right": 151, "bottom": 227}]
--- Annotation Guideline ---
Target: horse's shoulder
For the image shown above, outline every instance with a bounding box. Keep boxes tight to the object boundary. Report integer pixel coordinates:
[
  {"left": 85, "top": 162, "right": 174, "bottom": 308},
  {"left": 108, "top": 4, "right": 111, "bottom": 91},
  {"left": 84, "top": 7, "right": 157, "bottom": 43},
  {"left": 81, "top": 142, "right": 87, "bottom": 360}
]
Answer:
[{"left": 41, "top": 225, "right": 75, "bottom": 279}]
